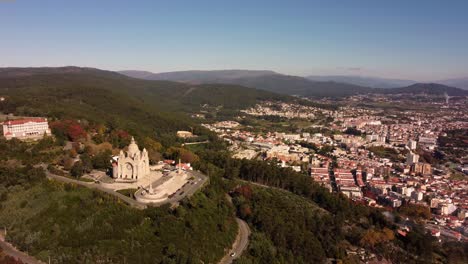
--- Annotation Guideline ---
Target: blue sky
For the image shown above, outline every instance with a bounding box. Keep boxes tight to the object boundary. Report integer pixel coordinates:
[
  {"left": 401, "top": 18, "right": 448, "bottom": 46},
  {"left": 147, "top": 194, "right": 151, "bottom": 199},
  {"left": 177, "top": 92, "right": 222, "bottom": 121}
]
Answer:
[{"left": 1, "top": 0, "right": 467, "bottom": 81}]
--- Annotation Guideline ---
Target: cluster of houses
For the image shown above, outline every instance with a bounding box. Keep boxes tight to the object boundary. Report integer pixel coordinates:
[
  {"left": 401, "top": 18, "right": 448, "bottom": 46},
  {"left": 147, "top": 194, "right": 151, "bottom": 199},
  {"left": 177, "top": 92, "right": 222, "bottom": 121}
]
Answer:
[{"left": 241, "top": 101, "right": 333, "bottom": 120}]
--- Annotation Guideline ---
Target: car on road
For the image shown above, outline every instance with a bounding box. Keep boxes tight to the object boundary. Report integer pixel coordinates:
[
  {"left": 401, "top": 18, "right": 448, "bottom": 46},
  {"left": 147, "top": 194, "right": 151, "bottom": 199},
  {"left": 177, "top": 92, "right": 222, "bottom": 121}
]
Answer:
[{"left": 230, "top": 252, "right": 236, "bottom": 257}]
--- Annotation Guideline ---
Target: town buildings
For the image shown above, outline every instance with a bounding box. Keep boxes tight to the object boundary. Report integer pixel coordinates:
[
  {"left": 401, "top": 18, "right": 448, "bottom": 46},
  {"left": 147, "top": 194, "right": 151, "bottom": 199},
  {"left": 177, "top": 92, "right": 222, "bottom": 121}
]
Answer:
[{"left": 205, "top": 98, "right": 468, "bottom": 242}]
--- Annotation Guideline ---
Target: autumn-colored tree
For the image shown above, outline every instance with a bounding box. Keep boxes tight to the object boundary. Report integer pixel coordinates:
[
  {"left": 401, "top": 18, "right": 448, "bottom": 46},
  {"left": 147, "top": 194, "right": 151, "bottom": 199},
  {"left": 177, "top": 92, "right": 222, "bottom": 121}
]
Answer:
[
  {"left": 95, "top": 123, "right": 107, "bottom": 135},
  {"left": 69, "top": 148, "right": 78, "bottom": 158},
  {"left": 165, "top": 147, "right": 199, "bottom": 164},
  {"left": 83, "top": 144, "right": 96, "bottom": 156},
  {"left": 50, "top": 120, "right": 87, "bottom": 142},
  {"left": 62, "top": 157, "right": 75, "bottom": 170},
  {"left": 96, "top": 142, "right": 113, "bottom": 152},
  {"left": 180, "top": 149, "right": 199, "bottom": 164},
  {"left": 68, "top": 123, "right": 86, "bottom": 141},
  {"left": 72, "top": 142, "right": 82, "bottom": 153},
  {"left": 233, "top": 185, "right": 253, "bottom": 200},
  {"left": 143, "top": 137, "right": 162, "bottom": 152},
  {"left": 109, "top": 129, "right": 131, "bottom": 148},
  {"left": 143, "top": 137, "right": 163, "bottom": 163},
  {"left": 360, "top": 227, "right": 395, "bottom": 248},
  {"left": 239, "top": 204, "right": 252, "bottom": 219},
  {"left": 399, "top": 204, "right": 431, "bottom": 220}
]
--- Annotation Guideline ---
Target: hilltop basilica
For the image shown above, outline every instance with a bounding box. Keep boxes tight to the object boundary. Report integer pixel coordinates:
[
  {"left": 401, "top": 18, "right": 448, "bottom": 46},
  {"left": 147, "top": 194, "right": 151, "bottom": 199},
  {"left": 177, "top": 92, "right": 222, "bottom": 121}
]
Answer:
[{"left": 112, "top": 137, "right": 150, "bottom": 182}]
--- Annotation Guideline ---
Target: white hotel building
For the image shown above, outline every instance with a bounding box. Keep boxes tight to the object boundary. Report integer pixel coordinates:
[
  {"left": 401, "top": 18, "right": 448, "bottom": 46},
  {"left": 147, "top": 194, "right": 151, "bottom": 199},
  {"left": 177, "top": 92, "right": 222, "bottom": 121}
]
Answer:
[{"left": 1, "top": 118, "right": 51, "bottom": 140}]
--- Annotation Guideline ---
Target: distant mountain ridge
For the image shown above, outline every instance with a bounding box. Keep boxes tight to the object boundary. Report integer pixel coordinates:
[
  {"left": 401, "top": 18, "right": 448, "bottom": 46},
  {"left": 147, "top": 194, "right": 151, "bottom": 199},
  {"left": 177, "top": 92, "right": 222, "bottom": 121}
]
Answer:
[
  {"left": 305, "top": 75, "right": 417, "bottom": 89},
  {"left": 0, "top": 66, "right": 113, "bottom": 77},
  {"left": 120, "top": 69, "right": 468, "bottom": 97},
  {"left": 120, "top": 69, "right": 278, "bottom": 83},
  {"left": 119, "top": 70, "right": 377, "bottom": 97},
  {"left": 437, "top": 77, "right": 468, "bottom": 90},
  {"left": 382, "top": 83, "right": 468, "bottom": 96}
]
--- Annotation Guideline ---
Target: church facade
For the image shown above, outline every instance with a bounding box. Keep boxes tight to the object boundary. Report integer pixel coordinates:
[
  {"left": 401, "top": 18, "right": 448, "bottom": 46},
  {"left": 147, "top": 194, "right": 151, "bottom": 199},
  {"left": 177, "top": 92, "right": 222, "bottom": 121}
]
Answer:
[{"left": 113, "top": 137, "right": 150, "bottom": 182}]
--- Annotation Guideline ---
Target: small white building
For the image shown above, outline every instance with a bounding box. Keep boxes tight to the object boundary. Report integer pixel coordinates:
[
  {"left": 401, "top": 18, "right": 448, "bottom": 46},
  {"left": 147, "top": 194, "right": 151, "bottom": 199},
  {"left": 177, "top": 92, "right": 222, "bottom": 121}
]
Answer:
[
  {"left": 177, "top": 131, "right": 194, "bottom": 138},
  {"left": 1, "top": 117, "right": 51, "bottom": 140},
  {"left": 411, "top": 191, "right": 424, "bottom": 201},
  {"left": 406, "top": 152, "right": 419, "bottom": 165},
  {"left": 407, "top": 139, "right": 417, "bottom": 150}
]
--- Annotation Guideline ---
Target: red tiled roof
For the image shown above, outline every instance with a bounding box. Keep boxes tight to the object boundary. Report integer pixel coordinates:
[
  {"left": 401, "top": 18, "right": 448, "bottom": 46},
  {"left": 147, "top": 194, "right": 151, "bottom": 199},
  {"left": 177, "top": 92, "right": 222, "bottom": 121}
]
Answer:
[{"left": 3, "top": 118, "right": 47, "bottom": 126}]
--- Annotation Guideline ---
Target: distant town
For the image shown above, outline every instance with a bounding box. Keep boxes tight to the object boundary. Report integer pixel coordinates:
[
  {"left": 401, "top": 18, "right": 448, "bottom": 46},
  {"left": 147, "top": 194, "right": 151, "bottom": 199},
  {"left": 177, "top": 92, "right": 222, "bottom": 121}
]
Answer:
[{"left": 201, "top": 93, "right": 468, "bottom": 243}]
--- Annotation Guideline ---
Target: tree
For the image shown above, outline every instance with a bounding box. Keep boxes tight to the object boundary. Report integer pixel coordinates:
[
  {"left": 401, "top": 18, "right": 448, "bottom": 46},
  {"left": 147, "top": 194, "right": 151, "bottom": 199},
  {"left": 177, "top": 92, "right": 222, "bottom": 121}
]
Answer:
[
  {"left": 50, "top": 120, "right": 87, "bottom": 142},
  {"left": 344, "top": 127, "right": 362, "bottom": 136},
  {"left": 80, "top": 153, "right": 93, "bottom": 173},
  {"left": 62, "top": 157, "right": 75, "bottom": 170},
  {"left": 109, "top": 130, "right": 131, "bottom": 148},
  {"left": 144, "top": 137, "right": 163, "bottom": 163},
  {"left": 71, "top": 161, "right": 84, "bottom": 177},
  {"left": 360, "top": 228, "right": 394, "bottom": 249},
  {"left": 69, "top": 148, "right": 78, "bottom": 158},
  {"left": 92, "top": 150, "right": 112, "bottom": 170},
  {"left": 398, "top": 204, "right": 431, "bottom": 220},
  {"left": 165, "top": 147, "right": 199, "bottom": 164}
]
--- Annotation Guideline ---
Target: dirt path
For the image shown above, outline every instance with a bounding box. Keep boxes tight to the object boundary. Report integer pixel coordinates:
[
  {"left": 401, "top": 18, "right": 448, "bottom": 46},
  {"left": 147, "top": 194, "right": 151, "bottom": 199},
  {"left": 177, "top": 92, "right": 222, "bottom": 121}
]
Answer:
[{"left": 0, "top": 232, "right": 44, "bottom": 264}]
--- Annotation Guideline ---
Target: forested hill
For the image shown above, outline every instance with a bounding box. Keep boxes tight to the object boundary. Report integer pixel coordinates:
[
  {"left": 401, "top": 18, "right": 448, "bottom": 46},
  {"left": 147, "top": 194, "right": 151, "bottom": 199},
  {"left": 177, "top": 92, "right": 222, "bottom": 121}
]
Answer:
[
  {"left": 0, "top": 67, "right": 294, "bottom": 139},
  {"left": 0, "top": 67, "right": 292, "bottom": 110}
]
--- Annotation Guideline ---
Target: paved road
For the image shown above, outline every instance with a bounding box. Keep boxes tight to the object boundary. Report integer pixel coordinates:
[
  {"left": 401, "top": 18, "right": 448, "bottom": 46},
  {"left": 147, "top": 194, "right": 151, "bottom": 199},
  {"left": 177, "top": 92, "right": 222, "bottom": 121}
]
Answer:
[
  {"left": 219, "top": 218, "right": 250, "bottom": 264},
  {"left": 219, "top": 194, "right": 251, "bottom": 264},
  {"left": 182, "top": 140, "right": 210, "bottom": 146},
  {"left": 0, "top": 232, "right": 43, "bottom": 264}
]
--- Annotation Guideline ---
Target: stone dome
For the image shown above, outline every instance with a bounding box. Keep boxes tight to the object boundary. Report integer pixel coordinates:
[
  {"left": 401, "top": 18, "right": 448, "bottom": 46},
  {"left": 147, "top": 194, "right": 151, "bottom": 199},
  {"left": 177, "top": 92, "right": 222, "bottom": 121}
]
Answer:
[{"left": 127, "top": 137, "right": 140, "bottom": 157}]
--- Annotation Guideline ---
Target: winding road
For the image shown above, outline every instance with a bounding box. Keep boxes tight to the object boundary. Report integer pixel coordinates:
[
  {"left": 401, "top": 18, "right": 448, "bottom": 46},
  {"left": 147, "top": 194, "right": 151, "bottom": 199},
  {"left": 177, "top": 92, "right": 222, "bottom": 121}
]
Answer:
[
  {"left": 219, "top": 218, "right": 251, "bottom": 264},
  {"left": 219, "top": 193, "right": 251, "bottom": 264}
]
